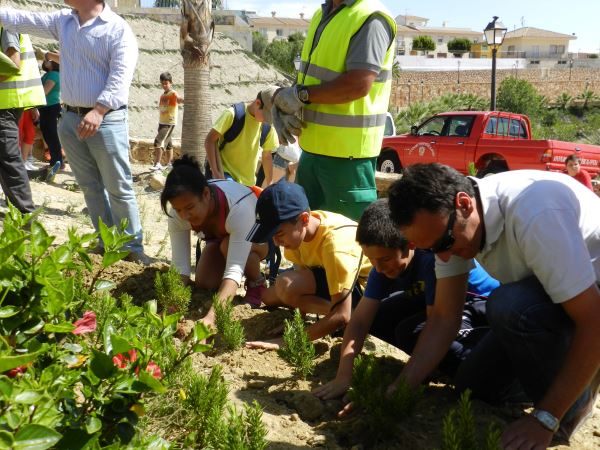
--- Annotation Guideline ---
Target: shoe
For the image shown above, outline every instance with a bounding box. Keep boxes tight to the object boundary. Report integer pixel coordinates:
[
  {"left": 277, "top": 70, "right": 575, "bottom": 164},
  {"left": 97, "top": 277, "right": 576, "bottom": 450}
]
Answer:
[
  {"left": 244, "top": 279, "right": 266, "bottom": 308},
  {"left": 558, "top": 369, "right": 600, "bottom": 441},
  {"left": 24, "top": 161, "right": 36, "bottom": 171},
  {"left": 151, "top": 163, "right": 163, "bottom": 171},
  {"left": 124, "top": 251, "right": 153, "bottom": 265},
  {"left": 46, "top": 161, "right": 61, "bottom": 183}
]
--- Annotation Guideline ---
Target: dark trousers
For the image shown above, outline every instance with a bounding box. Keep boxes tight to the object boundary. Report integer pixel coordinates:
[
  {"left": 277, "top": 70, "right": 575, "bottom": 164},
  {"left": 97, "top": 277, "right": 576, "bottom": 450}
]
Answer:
[
  {"left": 38, "top": 103, "right": 62, "bottom": 166},
  {"left": 454, "top": 276, "right": 593, "bottom": 417},
  {"left": 374, "top": 294, "right": 490, "bottom": 378},
  {"left": 0, "top": 108, "right": 34, "bottom": 213}
]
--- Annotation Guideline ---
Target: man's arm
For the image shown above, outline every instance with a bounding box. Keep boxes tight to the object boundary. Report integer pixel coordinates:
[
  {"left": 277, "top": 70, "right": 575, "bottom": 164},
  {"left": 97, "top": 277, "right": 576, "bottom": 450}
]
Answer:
[
  {"left": 261, "top": 150, "right": 273, "bottom": 186},
  {"left": 501, "top": 283, "right": 600, "bottom": 448},
  {"left": 0, "top": 9, "right": 60, "bottom": 40},
  {"left": 204, "top": 129, "right": 224, "bottom": 179},
  {"left": 392, "top": 273, "right": 468, "bottom": 390}
]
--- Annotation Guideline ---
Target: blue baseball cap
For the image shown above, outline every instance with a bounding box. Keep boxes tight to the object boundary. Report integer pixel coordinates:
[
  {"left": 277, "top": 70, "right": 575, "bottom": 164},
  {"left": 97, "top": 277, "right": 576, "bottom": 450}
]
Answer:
[{"left": 247, "top": 179, "right": 309, "bottom": 243}]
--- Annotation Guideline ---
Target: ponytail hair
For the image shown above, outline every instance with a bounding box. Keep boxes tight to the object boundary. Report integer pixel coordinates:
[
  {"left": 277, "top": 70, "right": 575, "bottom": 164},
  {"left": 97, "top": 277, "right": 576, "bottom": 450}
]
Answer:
[{"left": 160, "top": 155, "right": 209, "bottom": 215}]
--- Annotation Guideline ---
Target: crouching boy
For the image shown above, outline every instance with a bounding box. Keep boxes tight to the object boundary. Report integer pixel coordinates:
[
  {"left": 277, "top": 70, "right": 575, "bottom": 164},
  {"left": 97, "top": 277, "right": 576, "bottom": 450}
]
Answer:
[
  {"left": 245, "top": 180, "right": 371, "bottom": 349},
  {"left": 313, "top": 199, "right": 499, "bottom": 400}
]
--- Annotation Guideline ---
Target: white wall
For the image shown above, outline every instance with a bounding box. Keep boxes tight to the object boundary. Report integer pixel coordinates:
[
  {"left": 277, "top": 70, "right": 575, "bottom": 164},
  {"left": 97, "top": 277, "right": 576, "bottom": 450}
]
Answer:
[{"left": 395, "top": 55, "right": 526, "bottom": 71}]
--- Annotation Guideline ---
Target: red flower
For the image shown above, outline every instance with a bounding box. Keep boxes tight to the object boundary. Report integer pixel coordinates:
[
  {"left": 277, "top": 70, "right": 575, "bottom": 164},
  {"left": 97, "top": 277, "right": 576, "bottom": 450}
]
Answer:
[
  {"left": 72, "top": 311, "right": 97, "bottom": 335},
  {"left": 142, "top": 361, "right": 162, "bottom": 379},
  {"left": 112, "top": 349, "right": 137, "bottom": 368},
  {"left": 6, "top": 365, "right": 27, "bottom": 378}
]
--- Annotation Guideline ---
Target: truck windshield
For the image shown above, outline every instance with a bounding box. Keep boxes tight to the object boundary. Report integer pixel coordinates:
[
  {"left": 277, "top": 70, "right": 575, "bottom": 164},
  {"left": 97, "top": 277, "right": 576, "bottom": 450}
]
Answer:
[{"left": 417, "top": 116, "right": 446, "bottom": 136}]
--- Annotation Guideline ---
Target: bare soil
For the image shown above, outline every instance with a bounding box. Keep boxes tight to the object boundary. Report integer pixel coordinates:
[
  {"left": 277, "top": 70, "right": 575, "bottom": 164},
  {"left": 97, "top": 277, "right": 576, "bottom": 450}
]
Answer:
[{"left": 4, "top": 163, "right": 599, "bottom": 449}]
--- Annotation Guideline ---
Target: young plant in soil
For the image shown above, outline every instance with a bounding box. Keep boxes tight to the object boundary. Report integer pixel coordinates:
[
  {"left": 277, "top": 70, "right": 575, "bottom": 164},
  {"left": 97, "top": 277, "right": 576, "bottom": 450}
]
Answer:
[
  {"left": 154, "top": 265, "right": 191, "bottom": 314},
  {"left": 277, "top": 308, "right": 315, "bottom": 379},
  {"left": 441, "top": 390, "right": 501, "bottom": 450},
  {"left": 213, "top": 295, "right": 245, "bottom": 350},
  {"left": 347, "top": 354, "right": 421, "bottom": 439}
]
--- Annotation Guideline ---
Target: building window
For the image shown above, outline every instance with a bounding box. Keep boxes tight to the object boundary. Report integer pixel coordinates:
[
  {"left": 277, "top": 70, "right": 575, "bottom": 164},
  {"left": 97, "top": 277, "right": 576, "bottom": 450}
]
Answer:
[
  {"left": 437, "top": 37, "right": 443, "bottom": 43},
  {"left": 276, "top": 29, "right": 283, "bottom": 36},
  {"left": 550, "top": 45, "right": 558, "bottom": 54}
]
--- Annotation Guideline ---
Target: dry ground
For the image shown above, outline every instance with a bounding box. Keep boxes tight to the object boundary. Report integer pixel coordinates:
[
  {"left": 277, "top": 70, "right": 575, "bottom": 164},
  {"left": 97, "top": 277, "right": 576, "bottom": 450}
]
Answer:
[{"left": 2, "top": 162, "right": 599, "bottom": 449}]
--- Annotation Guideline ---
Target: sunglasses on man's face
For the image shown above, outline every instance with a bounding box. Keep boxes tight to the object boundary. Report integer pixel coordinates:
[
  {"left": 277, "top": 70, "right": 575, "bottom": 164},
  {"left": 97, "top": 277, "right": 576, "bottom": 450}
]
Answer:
[{"left": 430, "top": 209, "right": 457, "bottom": 254}]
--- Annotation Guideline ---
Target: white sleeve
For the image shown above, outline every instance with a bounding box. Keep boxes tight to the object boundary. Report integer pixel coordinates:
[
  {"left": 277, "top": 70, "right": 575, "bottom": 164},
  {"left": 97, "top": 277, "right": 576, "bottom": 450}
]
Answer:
[
  {"left": 516, "top": 209, "right": 596, "bottom": 303},
  {"left": 435, "top": 255, "right": 475, "bottom": 279},
  {"left": 0, "top": 9, "right": 61, "bottom": 40},
  {"left": 222, "top": 196, "right": 256, "bottom": 285},
  {"left": 168, "top": 211, "right": 193, "bottom": 277}
]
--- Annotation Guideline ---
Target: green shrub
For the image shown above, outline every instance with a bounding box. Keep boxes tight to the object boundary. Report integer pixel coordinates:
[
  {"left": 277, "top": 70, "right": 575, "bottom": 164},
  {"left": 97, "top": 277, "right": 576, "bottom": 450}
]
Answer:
[
  {"left": 447, "top": 37, "right": 472, "bottom": 54},
  {"left": 412, "top": 35, "right": 436, "bottom": 53},
  {"left": 0, "top": 205, "right": 212, "bottom": 448},
  {"left": 213, "top": 295, "right": 245, "bottom": 351},
  {"left": 277, "top": 308, "right": 315, "bottom": 379},
  {"left": 496, "top": 77, "right": 544, "bottom": 116},
  {"left": 154, "top": 266, "right": 191, "bottom": 314},
  {"left": 347, "top": 354, "right": 421, "bottom": 439},
  {"left": 441, "top": 390, "right": 500, "bottom": 450}
]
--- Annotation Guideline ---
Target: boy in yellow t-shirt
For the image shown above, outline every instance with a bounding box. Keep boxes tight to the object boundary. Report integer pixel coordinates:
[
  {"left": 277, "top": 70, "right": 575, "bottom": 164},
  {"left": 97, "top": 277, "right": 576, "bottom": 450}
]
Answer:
[
  {"left": 245, "top": 180, "right": 372, "bottom": 350},
  {"left": 152, "top": 72, "right": 184, "bottom": 170},
  {"left": 205, "top": 88, "right": 278, "bottom": 187}
]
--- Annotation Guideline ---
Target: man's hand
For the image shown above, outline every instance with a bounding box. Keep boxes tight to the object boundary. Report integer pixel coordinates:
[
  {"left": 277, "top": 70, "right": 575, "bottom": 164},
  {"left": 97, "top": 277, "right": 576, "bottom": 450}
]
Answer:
[
  {"left": 273, "top": 86, "right": 304, "bottom": 115},
  {"left": 77, "top": 109, "right": 105, "bottom": 139},
  {"left": 272, "top": 108, "right": 304, "bottom": 145},
  {"left": 501, "top": 415, "right": 554, "bottom": 450},
  {"left": 245, "top": 337, "right": 283, "bottom": 350},
  {"left": 312, "top": 377, "right": 351, "bottom": 400}
]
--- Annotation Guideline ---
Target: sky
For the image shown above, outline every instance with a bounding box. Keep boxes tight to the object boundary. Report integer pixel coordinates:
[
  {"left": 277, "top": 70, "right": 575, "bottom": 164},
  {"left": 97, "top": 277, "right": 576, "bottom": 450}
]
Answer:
[{"left": 216, "top": 0, "right": 600, "bottom": 53}]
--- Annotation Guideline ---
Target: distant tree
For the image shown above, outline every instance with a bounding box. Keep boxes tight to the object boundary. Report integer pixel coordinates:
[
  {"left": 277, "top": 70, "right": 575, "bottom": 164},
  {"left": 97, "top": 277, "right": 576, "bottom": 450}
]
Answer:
[
  {"left": 263, "top": 33, "right": 305, "bottom": 75},
  {"left": 252, "top": 31, "right": 268, "bottom": 58},
  {"left": 555, "top": 92, "right": 573, "bottom": 111},
  {"left": 496, "top": 77, "right": 544, "bottom": 116},
  {"left": 212, "top": 0, "right": 223, "bottom": 9},
  {"left": 577, "top": 89, "right": 599, "bottom": 110},
  {"left": 447, "top": 37, "right": 471, "bottom": 57},
  {"left": 412, "top": 35, "right": 435, "bottom": 54}
]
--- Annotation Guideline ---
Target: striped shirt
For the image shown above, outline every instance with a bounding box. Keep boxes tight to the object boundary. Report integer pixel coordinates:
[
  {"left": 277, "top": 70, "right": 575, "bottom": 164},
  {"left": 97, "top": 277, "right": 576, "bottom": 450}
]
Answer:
[{"left": 0, "top": 4, "right": 138, "bottom": 109}]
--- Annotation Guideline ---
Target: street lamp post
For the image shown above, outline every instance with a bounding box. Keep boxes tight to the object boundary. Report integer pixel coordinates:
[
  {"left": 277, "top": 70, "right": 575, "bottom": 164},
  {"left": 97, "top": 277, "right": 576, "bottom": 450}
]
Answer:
[
  {"left": 407, "top": 80, "right": 411, "bottom": 105},
  {"left": 569, "top": 58, "right": 574, "bottom": 81},
  {"left": 457, "top": 60, "right": 461, "bottom": 85},
  {"left": 420, "top": 80, "right": 424, "bottom": 101},
  {"left": 484, "top": 16, "right": 507, "bottom": 111}
]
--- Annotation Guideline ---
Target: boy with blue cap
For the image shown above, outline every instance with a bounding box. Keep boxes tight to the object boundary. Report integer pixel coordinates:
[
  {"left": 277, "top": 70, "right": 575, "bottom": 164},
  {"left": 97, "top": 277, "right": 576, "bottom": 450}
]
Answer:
[{"left": 246, "top": 179, "right": 371, "bottom": 349}]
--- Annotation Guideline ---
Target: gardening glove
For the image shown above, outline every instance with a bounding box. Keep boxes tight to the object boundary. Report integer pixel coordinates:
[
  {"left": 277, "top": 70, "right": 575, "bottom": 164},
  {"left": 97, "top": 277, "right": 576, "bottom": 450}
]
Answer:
[
  {"left": 272, "top": 86, "right": 304, "bottom": 115},
  {"left": 272, "top": 107, "right": 304, "bottom": 145}
]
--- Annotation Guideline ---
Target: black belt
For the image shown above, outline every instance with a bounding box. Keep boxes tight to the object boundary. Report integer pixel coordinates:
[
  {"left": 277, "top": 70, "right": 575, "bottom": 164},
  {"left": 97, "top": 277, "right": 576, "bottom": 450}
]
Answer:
[{"left": 65, "top": 104, "right": 127, "bottom": 116}]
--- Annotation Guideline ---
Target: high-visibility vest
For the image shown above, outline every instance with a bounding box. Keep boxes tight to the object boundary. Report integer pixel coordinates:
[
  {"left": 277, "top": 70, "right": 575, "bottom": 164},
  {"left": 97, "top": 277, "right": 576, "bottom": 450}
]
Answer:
[
  {"left": 0, "top": 30, "right": 46, "bottom": 109},
  {"left": 298, "top": 0, "right": 396, "bottom": 159}
]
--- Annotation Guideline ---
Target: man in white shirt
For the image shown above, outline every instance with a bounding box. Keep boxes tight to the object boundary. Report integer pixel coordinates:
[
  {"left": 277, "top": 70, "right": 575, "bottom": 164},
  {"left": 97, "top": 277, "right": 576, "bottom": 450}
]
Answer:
[
  {"left": 0, "top": 0, "right": 148, "bottom": 262},
  {"left": 386, "top": 163, "right": 600, "bottom": 449}
]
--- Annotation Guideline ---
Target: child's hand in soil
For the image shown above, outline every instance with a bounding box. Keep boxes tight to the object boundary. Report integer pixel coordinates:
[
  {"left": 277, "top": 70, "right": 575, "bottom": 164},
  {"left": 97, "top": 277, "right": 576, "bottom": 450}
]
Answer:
[
  {"left": 245, "top": 337, "right": 283, "bottom": 350},
  {"left": 312, "top": 377, "right": 351, "bottom": 400}
]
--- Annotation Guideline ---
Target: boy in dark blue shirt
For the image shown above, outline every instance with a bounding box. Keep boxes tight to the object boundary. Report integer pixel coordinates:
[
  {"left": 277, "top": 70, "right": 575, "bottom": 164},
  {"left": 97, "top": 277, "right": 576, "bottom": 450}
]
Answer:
[{"left": 313, "top": 199, "right": 499, "bottom": 400}]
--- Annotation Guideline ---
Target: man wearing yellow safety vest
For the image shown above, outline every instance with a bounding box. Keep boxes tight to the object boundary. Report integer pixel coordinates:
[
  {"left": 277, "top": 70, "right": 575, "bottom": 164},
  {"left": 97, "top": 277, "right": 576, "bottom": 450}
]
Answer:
[
  {"left": 268, "top": 0, "right": 396, "bottom": 221},
  {"left": 0, "top": 28, "right": 45, "bottom": 214}
]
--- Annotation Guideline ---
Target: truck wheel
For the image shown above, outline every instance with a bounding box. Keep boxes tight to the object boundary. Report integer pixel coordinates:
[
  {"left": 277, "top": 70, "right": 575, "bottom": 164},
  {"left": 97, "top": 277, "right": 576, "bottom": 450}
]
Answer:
[
  {"left": 477, "top": 160, "right": 508, "bottom": 178},
  {"left": 377, "top": 151, "right": 401, "bottom": 174}
]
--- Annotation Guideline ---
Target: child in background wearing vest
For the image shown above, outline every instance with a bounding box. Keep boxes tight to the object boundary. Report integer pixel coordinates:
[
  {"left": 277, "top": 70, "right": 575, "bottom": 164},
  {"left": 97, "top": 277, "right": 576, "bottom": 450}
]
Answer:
[
  {"left": 205, "top": 88, "right": 279, "bottom": 187},
  {"left": 152, "top": 72, "right": 183, "bottom": 171},
  {"left": 245, "top": 180, "right": 372, "bottom": 350}
]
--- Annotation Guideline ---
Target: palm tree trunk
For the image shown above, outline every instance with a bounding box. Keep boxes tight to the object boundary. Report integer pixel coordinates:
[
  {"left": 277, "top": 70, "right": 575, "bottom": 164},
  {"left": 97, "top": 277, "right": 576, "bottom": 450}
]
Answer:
[{"left": 180, "top": 0, "right": 214, "bottom": 168}]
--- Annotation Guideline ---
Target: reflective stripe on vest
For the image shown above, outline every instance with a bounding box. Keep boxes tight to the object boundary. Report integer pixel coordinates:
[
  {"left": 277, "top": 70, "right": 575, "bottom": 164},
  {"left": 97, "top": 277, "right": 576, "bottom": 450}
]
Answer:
[
  {"left": 0, "top": 32, "right": 46, "bottom": 109},
  {"left": 297, "top": 0, "right": 396, "bottom": 158}
]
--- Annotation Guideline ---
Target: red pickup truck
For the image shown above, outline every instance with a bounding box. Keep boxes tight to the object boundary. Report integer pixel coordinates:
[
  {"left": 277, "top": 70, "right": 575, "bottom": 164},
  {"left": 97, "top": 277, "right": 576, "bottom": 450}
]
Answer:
[{"left": 378, "top": 111, "right": 600, "bottom": 177}]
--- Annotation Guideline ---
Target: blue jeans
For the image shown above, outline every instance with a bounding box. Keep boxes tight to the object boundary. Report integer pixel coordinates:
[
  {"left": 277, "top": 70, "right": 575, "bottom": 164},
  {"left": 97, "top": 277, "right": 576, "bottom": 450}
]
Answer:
[
  {"left": 455, "top": 276, "right": 592, "bottom": 417},
  {"left": 58, "top": 109, "right": 143, "bottom": 252}
]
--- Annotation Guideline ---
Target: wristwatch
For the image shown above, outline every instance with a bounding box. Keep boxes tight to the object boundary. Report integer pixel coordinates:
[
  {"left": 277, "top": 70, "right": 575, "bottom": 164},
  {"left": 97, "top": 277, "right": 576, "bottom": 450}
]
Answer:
[
  {"left": 296, "top": 85, "right": 311, "bottom": 105},
  {"left": 531, "top": 409, "right": 560, "bottom": 432}
]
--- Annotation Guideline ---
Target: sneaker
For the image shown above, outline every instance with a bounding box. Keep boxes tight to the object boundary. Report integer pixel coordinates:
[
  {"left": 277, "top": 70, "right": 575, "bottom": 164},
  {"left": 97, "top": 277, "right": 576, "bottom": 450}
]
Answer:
[
  {"left": 151, "top": 163, "right": 163, "bottom": 171},
  {"left": 558, "top": 369, "right": 600, "bottom": 441},
  {"left": 244, "top": 280, "right": 266, "bottom": 308},
  {"left": 46, "top": 161, "right": 61, "bottom": 183},
  {"left": 24, "top": 161, "right": 36, "bottom": 171}
]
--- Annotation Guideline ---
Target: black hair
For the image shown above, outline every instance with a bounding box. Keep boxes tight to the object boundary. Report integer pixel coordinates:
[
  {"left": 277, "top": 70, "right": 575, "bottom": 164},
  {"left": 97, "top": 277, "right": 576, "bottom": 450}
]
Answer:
[
  {"left": 356, "top": 199, "right": 409, "bottom": 250},
  {"left": 565, "top": 154, "right": 581, "bottom": 165},
  {"left": 160, "top": 155, "right": 208, "bottom": 215},
  {"left": 159, "top": 72, "right": 173, "bottom": 83},
  {"left": 43, "top": 59, "right": 59, "bottom": 72},
  {"left": 388, "top": 163, "right": 474, "bottom": 227}
]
